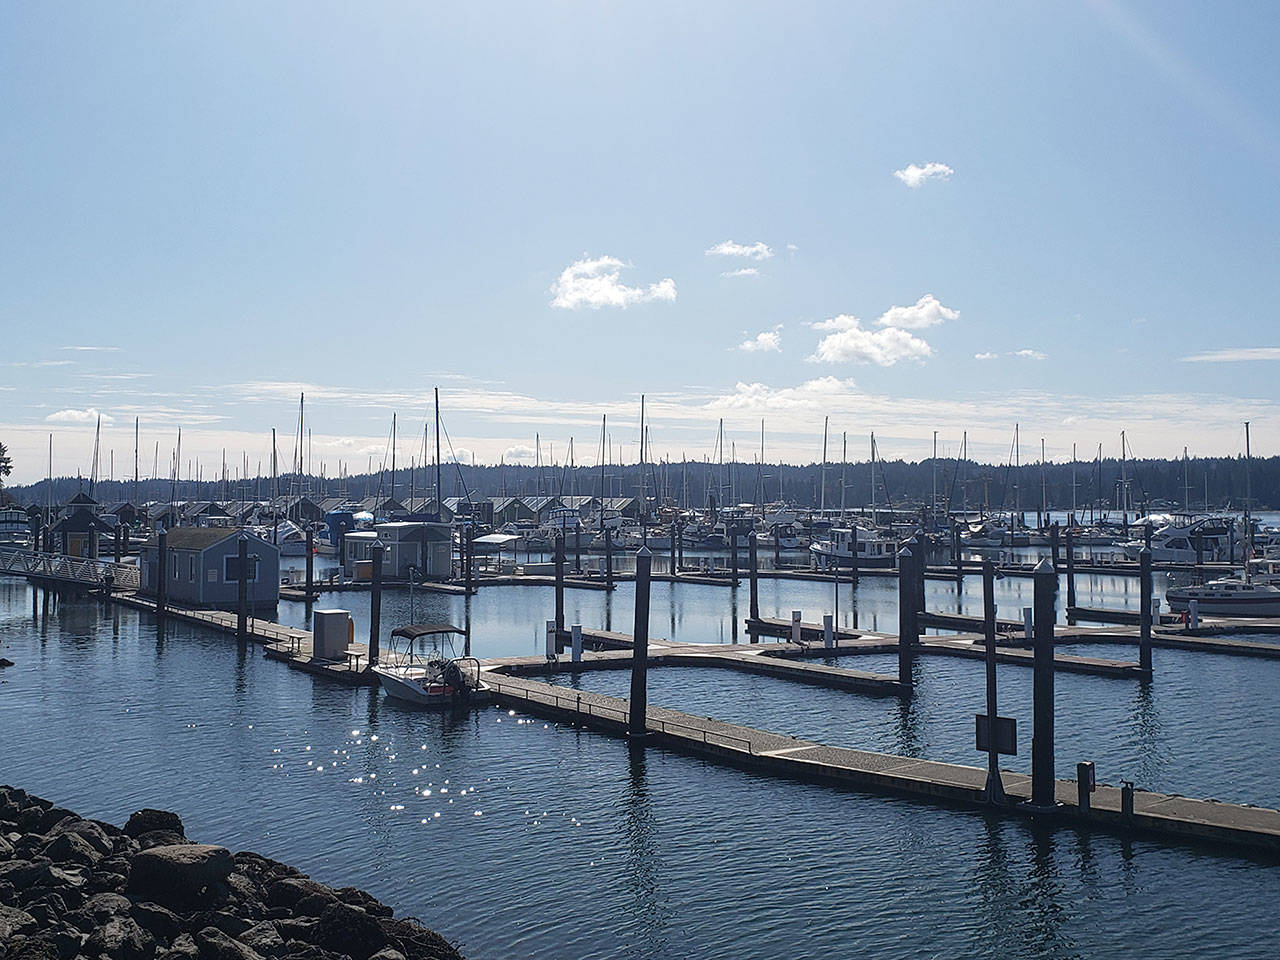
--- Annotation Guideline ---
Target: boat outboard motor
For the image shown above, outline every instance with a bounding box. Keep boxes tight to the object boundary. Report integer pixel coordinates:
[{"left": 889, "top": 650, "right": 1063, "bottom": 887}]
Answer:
[{"left": 443, "top": 660, "right": 469, "bottom": 700}]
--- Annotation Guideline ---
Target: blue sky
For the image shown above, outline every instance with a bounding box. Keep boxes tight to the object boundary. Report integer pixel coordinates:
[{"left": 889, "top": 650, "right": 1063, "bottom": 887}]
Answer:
[{"left": 2, "top": 1, "right": 1277, "bottom": 484}]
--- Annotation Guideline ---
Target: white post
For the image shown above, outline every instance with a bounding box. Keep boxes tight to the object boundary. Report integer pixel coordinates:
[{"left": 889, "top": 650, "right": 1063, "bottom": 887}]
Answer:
[
  {"left": 545, "top": 619, "right": 556, "bottom": 659},
  {"left": 823, "top": 614, "right": 834, "bottom": 649},
  {"left": 791, "top": 610, "right": 802, "bottom": 645},
  {"left": 1023, "top": 606, "right": 1033, "bottom": 641},
  {"left": 1189, "top": 599, "right": 1199, "bottom": 630},
  {"left": 571, "top": 623, "right": 583, "bottom": 663}
]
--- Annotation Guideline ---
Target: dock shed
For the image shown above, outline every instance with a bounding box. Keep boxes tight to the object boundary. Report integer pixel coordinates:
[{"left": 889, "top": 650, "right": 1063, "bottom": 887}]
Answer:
[{"left": 139, "top": 528, "right": 280, "bottom": 614}]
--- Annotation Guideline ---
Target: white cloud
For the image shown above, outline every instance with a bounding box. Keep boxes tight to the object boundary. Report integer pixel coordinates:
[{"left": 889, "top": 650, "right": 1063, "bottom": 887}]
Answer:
[
  {"left": 47, "top": 407, "right": 113, "bottom": 424},
  {"left": 722, "top": 267, "right": 759, "bottom": 278},
  {"left": 1181, "top": 347, "right": 1280, "bottom": 362},
  {"left": 877, "top": 294, "right": 959, "bottom": 330},
  {"left": 705, "top": 240, "right": 774, "bottom": 260},
  {"left": 737, "top": 328, "right": 782, "bottom": 353},
  {"left": 1013, "top": 349, "right": 1047, "bottom": 360},
  {"left": 7, "top": 360, "right": 74, "bottom": 368},
  {"left": 549, "top": 255, "right": 676, "bottom": 310},
  {"left": 712, "top": 376, "right": 854, "bottom": 412},
  {"left": 893, "top": 162, "right": 954, "bottom": 188},
  {"left": 974, "top": 352, "right": 999, "bottom": 361},
  {"left": 807, "top": 315, "right": 933, "bottom": 366},
  {"left": 503, "top": 444, "right": 536, "bottom": 462},
  {"left": 61, "top": 345, "right": 122, "bottom": 352},
  {"left": 786, "top": 243, "right": 799, "bottom": 252}
]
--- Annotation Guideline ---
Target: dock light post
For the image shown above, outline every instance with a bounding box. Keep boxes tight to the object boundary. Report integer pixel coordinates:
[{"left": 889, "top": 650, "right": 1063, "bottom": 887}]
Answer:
[
  {"left": 896, "top": 546, "right": 916, "bottom": 688},
  {"left": 1030, "top": 558, "right": 1057, "bottom": 809},
  {"left": 369, "top": 539, "right": 384, "bottom": 666},
  {"left": 1139, "top": 546, "right": 1153, "bottom": 675},
  {"left": 628, "top": 546, "right": 653, "bottom": 740},
  {"left": 237, "top": 533, "right": 249, "bottom": 643},
  {"left": 748, "top": 532, "right": 760, "bottom": 624}
]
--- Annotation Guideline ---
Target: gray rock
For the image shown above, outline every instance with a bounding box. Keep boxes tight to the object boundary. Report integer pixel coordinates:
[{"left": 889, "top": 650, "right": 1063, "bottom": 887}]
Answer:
[
  {"left": 84, "top": 891, "right": 133, "bottom": 920},
  {"left": 49, "top": 818, "right": 113, "bottom": 856},
  {"left": 236, "top": 920, "right": 285, "bottom": 957},
  {"left": 124, "top": 809, "right": 185, "bottom": 840},
  {"left": 131, "top": 901, "right": 182, "bottom": 943},
  {"left": 128, "top": 844, "right": 233, "bottom": 908},
  {"left": 272, "top": 917, "right": 316, "bottom": 941},
  {"left": 135, "top": 829, "right": 187, "bottom": 851},
  {"left": 368, "top": 949, "right": 406, "bottom": 960},
  {"left": 84, "top": 914, "right": 155, "bottom": 960},
  {"left": 292, "top": 891, "right": 338, "bottom": 918},
  {"left": 43, "top": 830, "right": 102, "bottom": 867},
  {"left": 0, "top": 903, "right": 38, "bottom": 939},
  {"left": 165, "top": 933, "right": 200, "bottom": 960},
  {"left": 313, "top": 901, "right": 390, "bottom": 960},
  {"left": 193, "top": 925, "right": 264, "bottom": 960},
  {"left": 41, "top": 924, "right": 87, "bottom": 960},
  {"left": 0, "top": 834, "right": 13, "bottom": 858},
  {"left": 2, "top": 934, "right": 60, "bottom": 960},
  {"left": 262, "top": 876, "right": 329, "bottom": 910}
]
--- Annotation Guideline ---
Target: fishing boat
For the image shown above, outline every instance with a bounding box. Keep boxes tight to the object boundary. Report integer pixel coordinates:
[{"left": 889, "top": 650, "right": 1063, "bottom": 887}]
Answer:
[
  {"left": 809, "top": 526, "right": 898, "bottom": 568},
  {"left": 0, "top": 506, "right": 33, "bottom": 549},
  {"left": 372, "top": 624, "right": 491, "bottom": 706}
]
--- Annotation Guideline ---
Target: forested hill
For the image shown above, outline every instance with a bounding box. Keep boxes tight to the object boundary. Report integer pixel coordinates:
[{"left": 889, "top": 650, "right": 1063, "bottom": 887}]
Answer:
[{"left": 4, "top": 454, "right": 1277, "bottom": 512}]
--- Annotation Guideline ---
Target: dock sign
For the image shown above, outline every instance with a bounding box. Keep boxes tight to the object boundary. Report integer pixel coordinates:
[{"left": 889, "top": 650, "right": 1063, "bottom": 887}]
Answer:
[{"left": 976, "top": 714, "right": 1017, "bottom": 756}]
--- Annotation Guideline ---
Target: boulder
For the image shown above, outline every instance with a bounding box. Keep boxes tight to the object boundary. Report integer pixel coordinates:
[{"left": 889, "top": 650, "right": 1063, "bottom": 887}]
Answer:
[
  {"left": 236, "top": 920, "right": 285, "bottom": 957},
  {"left": 135, "top": 830, "right": 187, "bottom": 851},
  {"left": 48, "top": 818, "right": 113, "bottom": 857},
  {"left": 84, "top": 915, "right": 155, "bottom": 960},
  {"left": 313, "top": 901, "right": 390, "bottom": 960},
  {"left": 369, "top": 950, "right": 406, "bottom": 960},
  {"left": 131, "top": 901, "right": 182, "bottom": 943},
  {"left": 165, "top": 933, "right": 200, "bottom": 960},
  {"left": 128, "top": 845, "right": 233, "bottom": 908},
  {"left": 3, "top": 934, "right": 60, "bottom": 960},
  {"left": 123, "top": 810, "right": 185, "bottom": 840},
  {"left": 0, "top": 903, "right": 38, "bottom": 939},
  {"left": 262, "top": 877, "right": 329, "bottom": 910},
  {"left": 193, "top": 926, "right": 264, "bottom": 960},
  {"left": 43, "top": 830, "right": 102, "bottom": 867}
]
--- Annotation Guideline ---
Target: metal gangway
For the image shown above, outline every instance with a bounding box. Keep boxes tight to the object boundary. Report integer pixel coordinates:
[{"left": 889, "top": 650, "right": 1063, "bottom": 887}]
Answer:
[{"left": 0, "top": 548, "right": 141, "bottom": 591}]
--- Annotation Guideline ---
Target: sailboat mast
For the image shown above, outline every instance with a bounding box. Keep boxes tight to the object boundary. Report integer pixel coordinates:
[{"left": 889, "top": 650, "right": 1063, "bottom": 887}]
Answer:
[
  {"left": 841, "top": 431, "right": 848, "bottom": 519},
  {"left": 390, "top": 412, "right": 397, "bottom": 508},
  {"left": 1244, "top": 420, "right": 1253, "bottom": 575},
  {"left": 434, "top": 388, "right": 442, "bottom": 513},
  {"left": 870, "top": 432, "right": 877, "bottom": 526},
  {"left": 820, "top": 416, "right": 828, "bottom": 513}
]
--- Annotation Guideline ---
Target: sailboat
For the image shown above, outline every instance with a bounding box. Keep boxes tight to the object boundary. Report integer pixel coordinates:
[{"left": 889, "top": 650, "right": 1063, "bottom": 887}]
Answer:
[{"left": 1167, "top": 422, "right": 1280, "bottom": 617}]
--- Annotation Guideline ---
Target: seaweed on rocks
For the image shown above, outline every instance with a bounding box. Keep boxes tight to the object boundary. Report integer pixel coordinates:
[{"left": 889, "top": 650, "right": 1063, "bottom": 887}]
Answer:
[{"left": 0, "top": 786, "right": 464, "bottom": 960}]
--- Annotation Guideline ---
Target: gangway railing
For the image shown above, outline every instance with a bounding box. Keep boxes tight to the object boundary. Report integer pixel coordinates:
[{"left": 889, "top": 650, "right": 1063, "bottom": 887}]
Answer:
[{"left": 0, "top": 548, "right": 141, "bottom": 590}]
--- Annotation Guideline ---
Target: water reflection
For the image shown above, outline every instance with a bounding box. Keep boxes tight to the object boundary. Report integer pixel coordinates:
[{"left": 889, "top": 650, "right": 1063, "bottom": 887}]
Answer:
[{"left": 622, "top": 745, "right": 669, "bottom": 959}]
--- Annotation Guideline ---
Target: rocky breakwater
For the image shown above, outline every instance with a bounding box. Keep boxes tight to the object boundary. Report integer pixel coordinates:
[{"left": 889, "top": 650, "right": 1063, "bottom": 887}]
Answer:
[{"left": 0, "top": 787, "right": 463, "bottom": 960}]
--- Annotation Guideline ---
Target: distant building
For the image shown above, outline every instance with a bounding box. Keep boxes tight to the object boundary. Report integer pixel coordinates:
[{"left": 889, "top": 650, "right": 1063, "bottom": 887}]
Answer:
[
  {"left": 342, "top": 521, "right": 452, "bottom": 581},
  {"left": 139, "top": 528, "right": 279, "bottom": 614},
  {"left": 52, "top": 492, "right": 105, "bottom": 558}
]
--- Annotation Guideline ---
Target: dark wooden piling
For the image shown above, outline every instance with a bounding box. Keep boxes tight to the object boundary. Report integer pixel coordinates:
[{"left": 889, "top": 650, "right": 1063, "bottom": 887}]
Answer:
[
  {"left": 605, "top": 528, "right": 614, "bottom": 589},
  {"left": 628, "top": 547, "right": 653, "bottom": 739},
  {"left": 1050, "top": 522, "right": 1060, "bottom": 574},
  {"left": 574, "top": 527, "right": 582, "bottom": 574},
  {"left": 155, "top": 528, "right": 168, "bottom": 633},
  {"left": 772, "top": 525, "right": 781, "bottom": 567},
  {"left": 465, "top": 526, "right": 475, "bottom": 595},
  {"left": 369, "top": 540, "right": 384, "bottom": 665},
  {"left": 850, "top": 524, "right": 859, "bottom": 585},
  {"left": 981, "top": 560, "right": 1006, "bottom": 803},
  {"left": 1031, "top": 558, "right": 1056, "bottom": 808},
  {"left": 676, "top": 521, "right": 684, "bottom": 570},
  {"left": 1139, "top": 546, "right": 1153, "bottom": 674},
  {"left": 748, "top": 532, "right": 760, "bottom": 622},
  {"left": 668, "top": 525, "right": 677, "bottom": 579},
  {"left": 897, "top": 546, "right": 916, "bottom": 687},
  {"left": 1065, "top": 527, "right": 1077, "bottom": 614},
  {"left": 952, "top": 520, "right": 963, "bottom": 583},
  {"left": 114, "top": 524, "right": 123, "bottom": 564},
  {"left": 237, "top": 533, "right": 249, "bottom": 642},
  {"left": 554, "top": 533, "right": 566, "bottom": 643},
  {"left": 304, "top": 525, "right": 314, "bottom": 601}
]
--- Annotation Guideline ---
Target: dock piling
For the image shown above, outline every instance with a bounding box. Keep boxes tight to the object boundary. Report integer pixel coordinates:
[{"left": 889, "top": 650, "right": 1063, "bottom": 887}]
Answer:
[
  {"left": 236, "top": 533, "right": 248, "bottom": 643},
  {"left": 628, "top": 547, "right": 653, "bottom": 740},
  {"left": 304, "top": 526, "right": 314, "bottom": 602},
  {"left": 1077, "top": 761, "right": 1095, "bottom": 814},
  {"left": 1050, "top": 522, "right": 1060, "bottom": 575},
  {"left": 981, "top": 560, "right": 1005, "bottom": 804},
  {"left": 729, "top": 529, "right": 739, "bottom": 583},
  {"left": 791, "top": 610, "right": 802, "bottom": 645},
  {"left": 1030, "top": 558, "right": 1057, "bottom": 809},
  {"left": 156, "top": 528, "right": 168, "bottom": 636},
  {"left": 748, "top": 532, "right": 759, "bottom": 622},
  {"left": 554, "top": 533, "right": 565, "bottom": 643},
  {"left": 545, "top": 620, "right": 556, "bottom": 660},
  {"left": 897, "top": 547, "right": 916, "bottom": 687},
  {"left": 571, "top": 623, "right": 583, "bottom": 663},
  {"left": 1065, "top": 527, "right": 1077, "bottom": 616},
  {"left": 850, "top": 525, "right": 859, "bottom": 585},
  {"left": 952, "top": 521, "right": 962, "bottom": 583},
  {"left": 605, "top": 528, "right": 614, "bottom": 590},
  {"left": 823, "top": 614, "right": 834, "bottom": 649},
  {"left": 369, "top": 540, "right": 383, "bottom": 666},
  {"left": 1139, "top": 547, "right": 1153, "bottom": 674}
]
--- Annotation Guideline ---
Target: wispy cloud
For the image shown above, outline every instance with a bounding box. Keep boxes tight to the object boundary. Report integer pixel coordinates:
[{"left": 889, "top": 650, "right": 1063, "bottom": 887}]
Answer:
[
  {"left": 61, "top": 345, "right": 122, "bottom": 352},
  {"left": 47, "top": 407, "right": 113, "bottom": 424},
  {"left": 721, "top": 267, "right": 759, "bottom": 278},
  {"left": 893, "top": 162, "right": 954, "bottom": 188},
  {"left": 705, "top": 240, "right": 774, "bottom": 260},
  {"left": 975, "top": 349, "right": 1048, "bottom": 361},
  {"left": 502, "top": 444, "right": 536, "bottom": 462},
  {"left": 7, "top": 360, "right": 75, "bottom": 368},
  {"left": 737, "top": 327, "right": 782, "bottom": 353},
  {"left": 1181, "top": 347, "right": 1280, "bottom": 362},
  {"left": 807, "top": 315, "right": 932, "bottom": 366},
  {"left": 549, "top": 255, "right": 676, "bottom": 310},
  {"left": 877, "top": 294, "right": 959, "bottom": 330}
]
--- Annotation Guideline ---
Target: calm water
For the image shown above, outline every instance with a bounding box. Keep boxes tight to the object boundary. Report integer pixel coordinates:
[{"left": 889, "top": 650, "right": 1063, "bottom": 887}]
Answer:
[{"left": 2, "top": 577, "right": 1278, "bottom": 959}]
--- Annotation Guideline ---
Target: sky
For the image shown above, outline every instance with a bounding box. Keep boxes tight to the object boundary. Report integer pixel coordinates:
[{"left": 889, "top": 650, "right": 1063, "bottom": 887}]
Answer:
[{"left": 2, "top": 0, "right": 1279, "bottom": 485}]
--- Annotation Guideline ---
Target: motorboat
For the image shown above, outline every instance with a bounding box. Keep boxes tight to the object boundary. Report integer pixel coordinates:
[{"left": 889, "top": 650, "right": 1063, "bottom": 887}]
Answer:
[
  {"left": 0, "top": 506, "right": 33, "bottom": 549},
  {"left": 372, "top": 623, "right": 491, "bottom": 707},
  {"left": 809, "top": 526, "right": 898, "bottom": 568},
  {"left": 251, "top": 518, "right": 309, "bottom": 556},
  {"left": 1166, "top": 578, "right": 1280, "bottom": 617},
  {"left": 1121, "top": 516, "right": 1238, "bottom": 563}
]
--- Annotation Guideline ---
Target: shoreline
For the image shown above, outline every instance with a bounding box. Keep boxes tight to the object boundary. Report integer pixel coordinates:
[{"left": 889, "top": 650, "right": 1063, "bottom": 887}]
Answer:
[{"left": 0, "top": 785, "right": 464, "bottom": 960}]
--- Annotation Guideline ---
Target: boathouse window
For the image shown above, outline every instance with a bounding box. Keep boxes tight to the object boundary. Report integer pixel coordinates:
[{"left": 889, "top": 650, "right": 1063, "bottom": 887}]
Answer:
[{"left": 224, "top": 555, "right": 260, "bottom": 583}]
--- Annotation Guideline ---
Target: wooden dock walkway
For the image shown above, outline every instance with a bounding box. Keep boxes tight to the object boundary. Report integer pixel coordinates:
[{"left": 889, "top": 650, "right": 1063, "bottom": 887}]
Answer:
[{"left": 478, "top": 670, "right": 1280, "bottom": 856}]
